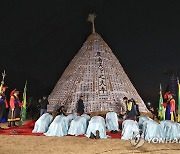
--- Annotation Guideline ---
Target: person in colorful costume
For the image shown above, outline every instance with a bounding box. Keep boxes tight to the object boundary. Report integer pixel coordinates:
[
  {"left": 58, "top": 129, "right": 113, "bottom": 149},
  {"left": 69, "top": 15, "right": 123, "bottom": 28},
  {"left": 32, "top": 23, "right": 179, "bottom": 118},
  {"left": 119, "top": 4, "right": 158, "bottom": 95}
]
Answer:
[
  {"left": 163, "top": 92, "right": 176, "bottom": 121},
  {"left": 7, "top": 89, "right": 22, "bottom": 127},
  {"left": 0, "top": 86, "right": 8, "bottom": 125}
]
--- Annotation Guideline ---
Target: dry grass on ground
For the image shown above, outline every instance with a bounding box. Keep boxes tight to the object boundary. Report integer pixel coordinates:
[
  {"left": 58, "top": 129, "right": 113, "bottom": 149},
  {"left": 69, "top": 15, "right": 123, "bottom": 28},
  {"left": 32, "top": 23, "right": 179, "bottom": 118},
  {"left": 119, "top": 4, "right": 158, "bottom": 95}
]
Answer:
[{"left": 0, "top": 135, "right": 180, "bottom": 154}]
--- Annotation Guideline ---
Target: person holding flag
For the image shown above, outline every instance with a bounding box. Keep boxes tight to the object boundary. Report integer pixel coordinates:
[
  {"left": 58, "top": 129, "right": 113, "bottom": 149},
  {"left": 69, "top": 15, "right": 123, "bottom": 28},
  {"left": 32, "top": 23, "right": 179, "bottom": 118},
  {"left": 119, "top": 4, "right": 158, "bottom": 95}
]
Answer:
[{"left": 7, "top": 89, "right": 22, "bottom": 127}]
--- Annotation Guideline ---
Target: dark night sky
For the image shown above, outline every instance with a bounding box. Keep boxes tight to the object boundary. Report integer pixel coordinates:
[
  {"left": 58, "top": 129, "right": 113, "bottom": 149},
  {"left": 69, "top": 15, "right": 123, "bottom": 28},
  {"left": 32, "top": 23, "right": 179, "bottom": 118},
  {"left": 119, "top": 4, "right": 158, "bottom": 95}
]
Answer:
[{"left": 0, "top": 1, "right": 180, "bottom": 107}]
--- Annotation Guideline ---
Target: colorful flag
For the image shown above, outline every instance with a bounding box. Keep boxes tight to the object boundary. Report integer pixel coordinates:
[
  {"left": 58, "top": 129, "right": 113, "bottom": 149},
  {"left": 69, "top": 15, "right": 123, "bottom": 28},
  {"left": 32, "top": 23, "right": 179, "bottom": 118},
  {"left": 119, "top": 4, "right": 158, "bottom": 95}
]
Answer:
[
  {"left": 0, "top": 80, "right": 4, "bottom": 93},
  {"left": 0, "top": 70, "right": 6, "bottom": 93},
  {"left": 158, "top": 84, "right": 165, "bottom": 121},
  {"left": 19, "top": 81, "right": 27, "bottom": 126},
  {"left": 178, "top": 79, "right": 180, "bottom": 122}
]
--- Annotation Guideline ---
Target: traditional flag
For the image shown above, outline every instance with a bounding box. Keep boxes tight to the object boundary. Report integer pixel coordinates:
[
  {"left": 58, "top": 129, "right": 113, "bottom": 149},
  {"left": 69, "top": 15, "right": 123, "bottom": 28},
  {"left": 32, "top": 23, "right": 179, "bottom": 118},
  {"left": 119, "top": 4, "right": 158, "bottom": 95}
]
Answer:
[
  {"left": 158, "top": 84, "right": 165, "bottom": 121},
  {"left": 178, "top": 79, "right": 180, "bottom": 122},
  {"left": 19, "top": 81, "right": 27, "bottom": 126},
  {"left": 0, "top": 80, "right": 4, "bottom": 93},
  {"left": 0, "top": 70, "right": 6, "bottom": 93}
]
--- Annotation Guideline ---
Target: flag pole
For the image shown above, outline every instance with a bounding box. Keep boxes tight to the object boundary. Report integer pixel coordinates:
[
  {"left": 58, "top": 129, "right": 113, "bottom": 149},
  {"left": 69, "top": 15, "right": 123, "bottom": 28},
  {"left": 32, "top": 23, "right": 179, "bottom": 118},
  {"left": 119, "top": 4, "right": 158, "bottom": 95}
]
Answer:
[
  {"left": 0, "top": 70, "right": 6, "bottom": 93},
  {"left": 177, "top": 77, "right": 180, "bottom": 122},
  {"left": 19, "top": 81, "right": 27, "bottom": 126},
  {"left": 158, "top": 83, "right": 165, "bottom": 121}
]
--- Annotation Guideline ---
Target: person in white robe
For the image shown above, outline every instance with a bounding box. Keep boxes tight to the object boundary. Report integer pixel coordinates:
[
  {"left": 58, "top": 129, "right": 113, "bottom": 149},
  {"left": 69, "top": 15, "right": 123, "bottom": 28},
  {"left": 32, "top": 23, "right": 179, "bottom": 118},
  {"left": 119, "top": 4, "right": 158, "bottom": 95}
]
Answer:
[
  {"left": 81, "top": 113, "right": 91, "bottom": 127},
  {"left": 121, "top": 120, "right": 140, "bottom": 140},
  {"left": 141, "top": 120, "right": 164, "bottom": 141},
  {"left": 86, "top": 116, "right": 108, "bottom": 139},
  {"left": 160, "top": 120, "right": 180, "bottom": 140},
  {"left": 44, "top": 115, "right": 69, "bottom": 137},
  {"left": 106, "top": 112, "right": 119, "bottom": 132},
  {"left": 81, "top": 114, "right": 91, "bottom": 122},
  {"left": 32, "top": 113, "right": 53, "bottom": 133},
  {"left": 68, "top": 116, "right": 87, "bottom": 136},
  {"left": 67, "top": 113, "right": 77, "bottom": 123},
  {"left": 138, "top": 116, "right": 152, "bottom": 130}
]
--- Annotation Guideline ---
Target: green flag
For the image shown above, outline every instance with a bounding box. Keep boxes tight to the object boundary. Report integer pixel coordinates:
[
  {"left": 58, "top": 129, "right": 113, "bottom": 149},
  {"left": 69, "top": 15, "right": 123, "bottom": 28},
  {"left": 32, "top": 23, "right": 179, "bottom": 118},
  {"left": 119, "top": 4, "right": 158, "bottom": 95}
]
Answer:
[
  {"left": 178, "top": 79, "right": 180, "bottom": 122},
  {"left": 158, "top": 84, "right": 165, "bottom": 121},
  {"left": 19, "top": 81, "right": 27, "bottom": 126}
]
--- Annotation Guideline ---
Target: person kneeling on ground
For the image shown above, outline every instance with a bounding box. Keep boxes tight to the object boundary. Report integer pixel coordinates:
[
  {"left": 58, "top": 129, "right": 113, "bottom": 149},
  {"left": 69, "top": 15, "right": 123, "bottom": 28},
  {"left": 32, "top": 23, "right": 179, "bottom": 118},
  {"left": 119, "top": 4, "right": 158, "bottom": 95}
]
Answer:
[
  {"left": 86, "top": 116, "right": 108, "bottom": 139},
  {"left": 106, "top": 111, "right": 119, "bottom": 133}
]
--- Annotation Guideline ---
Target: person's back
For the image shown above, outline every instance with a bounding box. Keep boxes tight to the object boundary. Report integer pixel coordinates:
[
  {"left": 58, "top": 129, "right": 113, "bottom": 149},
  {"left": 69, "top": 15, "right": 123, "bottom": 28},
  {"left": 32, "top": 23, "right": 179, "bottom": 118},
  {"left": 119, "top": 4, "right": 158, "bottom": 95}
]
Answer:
[
  {"left": 68, "top": 116, "right": 87, "bottom": 136},
  {"left": 106, "top": 112, "right": 119, "bottom": 133},
  {"left": 121, "top": 120, "right": 140, "bottom": 140},
  {"left": 77, "top": 96, "right": 85, "bottom": 115},
  {"left": 44, "top": 115, "right": 69, "bottom": 137},
  {"left": 86, "top": 116, "right": 107, "bottom": 139},
  {"left": 32, "top": 113, "right": 53, "bottom": 133},
  {"left": 142, "top": 120, "right": 164, "bottom": 141}
]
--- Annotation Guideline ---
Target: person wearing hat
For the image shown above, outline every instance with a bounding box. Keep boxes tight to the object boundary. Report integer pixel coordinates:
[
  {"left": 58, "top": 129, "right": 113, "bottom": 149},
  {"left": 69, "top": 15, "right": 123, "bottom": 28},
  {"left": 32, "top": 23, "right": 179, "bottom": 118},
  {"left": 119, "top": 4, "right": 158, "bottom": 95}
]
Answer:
[
  {"left": 7, "top": 89, "right": 22, "bottom": 127},
  {"left": 0, "top": 86, "right": 8, "bottom": 126},
  {"left": 165, "top": 93, "right": 176, "bottom": 121}
]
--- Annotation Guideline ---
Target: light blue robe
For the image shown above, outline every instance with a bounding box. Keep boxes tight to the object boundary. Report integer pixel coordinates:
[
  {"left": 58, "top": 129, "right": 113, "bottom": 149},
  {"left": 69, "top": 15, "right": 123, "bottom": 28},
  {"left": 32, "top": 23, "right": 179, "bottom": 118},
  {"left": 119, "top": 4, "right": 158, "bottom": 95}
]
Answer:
[
  {"left": 32, "top": 113, "right": 53, "bottom": 133},
  {"left": 121, "top": 120, "right": 140, "bottom": 140},
  {"left": 142, "top": 120, "right": 164, "bottom": 141},
  {"left": 44, "top": 115, "right": 69, "bottom": 137},
  {"left": 67, "top": 113, "right": 77, "bottom": 123},
  {"left": 81, "top": 114, "right": 91, "bottom": 122},
  {"left": 86, "top": 116, "right": 108, "bottom": 139},
  {"left": 138, "top": 116, "right": 152, "bottom": 130},
  {"left": 106, "top": 112, "right": 119, "bottom": 131},
  {"left": 68, "top": 116, "right": 87, "bottom": 136},
  {"left": 160, "top": 120, "right": 180, "bottom": 140}
]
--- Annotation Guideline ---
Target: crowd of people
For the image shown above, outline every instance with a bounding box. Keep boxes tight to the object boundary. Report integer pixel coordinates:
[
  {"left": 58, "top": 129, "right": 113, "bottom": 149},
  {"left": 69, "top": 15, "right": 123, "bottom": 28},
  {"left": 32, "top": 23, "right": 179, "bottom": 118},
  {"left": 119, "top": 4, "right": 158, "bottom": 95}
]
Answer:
[
  {"left": 2, "top": 86, "right": 180, "bottom": 145},
  {"left": 1, "top": 84, "right": 179, "bottom": 143},
  {"left": 32, "top": 95, "right": 142, "bottom": 139},
  {"left": 31, "top": 95, "right": 180, "bottom": 145},
  {"left": 0, "top": 89, "right": 142, "bottom": 129},
  {"left": 0, "top": 84, "right": 49, "bottom": 128},
  {"left": 0, "top": 86, "right": 23, "bottom": 128}
]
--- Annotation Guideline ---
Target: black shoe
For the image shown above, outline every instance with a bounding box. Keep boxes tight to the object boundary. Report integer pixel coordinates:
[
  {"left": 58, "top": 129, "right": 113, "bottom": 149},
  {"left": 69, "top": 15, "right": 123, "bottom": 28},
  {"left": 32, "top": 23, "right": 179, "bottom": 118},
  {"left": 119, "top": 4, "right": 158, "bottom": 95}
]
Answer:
[
  {"left": 11, "top": 122, "right": 18, "bottom": 127},
  {"left": 114, "top": 130, "right": 118, "bottom": 133},
  {"left": 90, "top": 132, "right": 95, "bottom": 139},
  {"left": 95, "top": 130, "right": 100, "bottom": 139},
  {"left": 110, "top": 130, "right": 114, "bottom": 133},
  {"left": 8, "top": 122, "right": 11, "bottom": 127}
]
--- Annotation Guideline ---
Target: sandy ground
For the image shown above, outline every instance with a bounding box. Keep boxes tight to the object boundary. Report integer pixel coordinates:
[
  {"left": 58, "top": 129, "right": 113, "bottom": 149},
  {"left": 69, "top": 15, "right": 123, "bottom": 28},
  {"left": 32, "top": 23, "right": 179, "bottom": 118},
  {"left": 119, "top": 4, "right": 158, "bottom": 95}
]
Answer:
[
  {"left": 0, "top": 135, "right": 180, "bottom": 154},
  {"left": 1, "top": 123, "right": 180, "bottom": 154}
]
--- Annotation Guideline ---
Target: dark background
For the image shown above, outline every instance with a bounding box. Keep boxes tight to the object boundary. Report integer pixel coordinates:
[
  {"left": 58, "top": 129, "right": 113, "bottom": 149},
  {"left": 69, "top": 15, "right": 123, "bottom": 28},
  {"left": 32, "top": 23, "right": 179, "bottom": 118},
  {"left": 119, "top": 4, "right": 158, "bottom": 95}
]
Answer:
[{"left": 0, "top": 0, "right": 180, "bottom": 108}]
